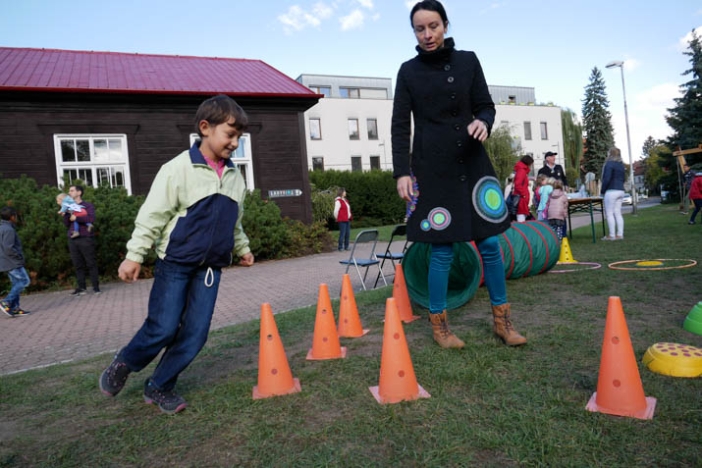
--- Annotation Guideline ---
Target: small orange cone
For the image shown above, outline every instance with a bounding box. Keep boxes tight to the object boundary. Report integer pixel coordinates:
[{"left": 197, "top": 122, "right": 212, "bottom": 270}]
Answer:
[
  {"left": 393, "top": 264, "right": 421, "bottom": 323},
  {"left": 586, "top": 296, "right": 656, "bottom": 419},
  {"left": 557, "top": 237, "right": 577, "bottom": 264},
  {"left": 307, "top": 283, "right": 347, "bottom": 360},
  {"left": 369, "top": 297, "right": 430, "bottom": 404},
  {"left": 338, "top": 274, "right": 369, "bottom": 338},
  {"left": 253, "top": 303, "right": 301, "bottom": 399}
]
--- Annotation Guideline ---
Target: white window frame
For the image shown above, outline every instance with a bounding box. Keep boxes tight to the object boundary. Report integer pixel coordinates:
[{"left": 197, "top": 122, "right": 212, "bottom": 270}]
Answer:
[
  {"left": 309, "top": 118, "right": 322, "bottom": 140},
  {"left": 190, "top": 133, "right": 255, "bottom": 189},
  {"left": 540, "top": 122, "right": 549, "bottom": 140},
  {"left": 53, "top": 134, "right": 132, "bottom": 194}
]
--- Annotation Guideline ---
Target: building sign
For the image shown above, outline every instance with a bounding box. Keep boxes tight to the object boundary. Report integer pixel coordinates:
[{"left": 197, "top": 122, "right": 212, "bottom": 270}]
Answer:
[{"left": 268, "top": 189, "right": 303, "bottom": 198}]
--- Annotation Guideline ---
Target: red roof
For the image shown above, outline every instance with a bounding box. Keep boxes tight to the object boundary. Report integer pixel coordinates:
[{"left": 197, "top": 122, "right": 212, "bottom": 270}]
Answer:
[{"left": 0, "top": 47, "right": 317, "bottom": 98}]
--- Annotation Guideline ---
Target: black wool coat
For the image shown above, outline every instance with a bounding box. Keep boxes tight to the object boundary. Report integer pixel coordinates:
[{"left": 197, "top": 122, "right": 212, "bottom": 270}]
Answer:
[{"left": 392, "top": 38, "right": 510, "bottom": 244}]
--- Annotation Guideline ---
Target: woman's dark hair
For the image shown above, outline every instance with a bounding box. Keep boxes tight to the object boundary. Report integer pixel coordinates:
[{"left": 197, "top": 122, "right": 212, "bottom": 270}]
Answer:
[
  {"left": 520, "top": 155, "right": 534, "bottom": 166},
  {"left": 337, "top": 187, "right": 346, "bottom": 197},
  {"left": 410, "top": 0, "right": 449, "bottom": 28}
]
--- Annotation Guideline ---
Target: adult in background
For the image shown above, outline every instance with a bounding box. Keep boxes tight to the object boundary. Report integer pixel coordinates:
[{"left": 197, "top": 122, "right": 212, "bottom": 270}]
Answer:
[
  {"left": 600, "top": 147, "right": 626, "bottom": 241},
  {"left": 538, "top": 151, "right": 567, "bottom": 188},
  {"left": 392, "top": 0, "right": 526, "bottom": 348},
  {"left": 513, "top": 155, "right": 533, "bottom": 223},
  {"left": 333, "top": 188, "right": 352, "bottom": 251},
  {"left": 61, "top": 185, "right": 100, "bottom": 295}
]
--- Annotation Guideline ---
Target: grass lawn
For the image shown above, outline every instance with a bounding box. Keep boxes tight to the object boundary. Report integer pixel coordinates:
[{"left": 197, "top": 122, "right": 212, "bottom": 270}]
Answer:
[{"left": 2, "top": 204, "right": 702, "bottom": 467}]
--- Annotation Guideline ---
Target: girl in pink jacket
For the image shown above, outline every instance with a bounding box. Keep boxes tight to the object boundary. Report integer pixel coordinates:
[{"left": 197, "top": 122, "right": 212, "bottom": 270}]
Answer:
[{"left": 547, "top": 179, "right": 569, "bottom": 240}]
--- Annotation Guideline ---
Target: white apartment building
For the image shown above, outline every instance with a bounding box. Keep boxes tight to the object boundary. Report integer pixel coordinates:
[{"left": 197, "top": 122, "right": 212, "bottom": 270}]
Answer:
[{"left": 296, "top": 74, "right": 564, "bottom": 175}]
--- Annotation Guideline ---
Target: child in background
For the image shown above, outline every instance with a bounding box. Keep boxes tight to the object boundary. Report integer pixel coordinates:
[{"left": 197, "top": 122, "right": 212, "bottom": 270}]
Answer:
[
  {"left": 56, "top": 193, "right": 93, "bottom": 238},
  {"left": 687, "top": 171, "right": 702, "bottom": 224},
  {"left": 0, "top": 207, "right": 31, "bottom": 317},
  {"left": 536, "top": 176, "right": 554, "bottom": 221},
  {"left": 547, "top": 179, "right": 569, "bottom": 240}
]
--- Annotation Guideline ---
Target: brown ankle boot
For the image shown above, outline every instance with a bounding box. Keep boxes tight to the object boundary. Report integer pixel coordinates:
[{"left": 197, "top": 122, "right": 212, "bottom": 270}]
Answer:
[
  {"left": 429, "top": 311, "right": 465, "bottom": 349},
  {"left": 492, "top": 303, "right": 527, "bottom": 346}
]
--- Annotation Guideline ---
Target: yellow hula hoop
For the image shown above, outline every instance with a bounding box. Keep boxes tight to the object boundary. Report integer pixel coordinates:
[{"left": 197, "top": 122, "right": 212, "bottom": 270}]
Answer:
[{"left": 608, "top": 259, "right": 698, "bottom": 271}]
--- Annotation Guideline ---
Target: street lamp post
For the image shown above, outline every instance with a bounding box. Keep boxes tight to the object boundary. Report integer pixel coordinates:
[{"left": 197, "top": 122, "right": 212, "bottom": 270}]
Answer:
[
  {"left": 606, "top": 60, "right": 637, "bottom": 215},
  {"left": 379, "top": 141, "right": 387, "bottom": 170}
]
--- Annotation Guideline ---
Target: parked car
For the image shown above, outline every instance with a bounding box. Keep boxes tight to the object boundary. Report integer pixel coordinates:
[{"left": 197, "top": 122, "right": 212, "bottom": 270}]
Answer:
[{"left": 622, "top": 193, "right": 633, "bottom": 205}]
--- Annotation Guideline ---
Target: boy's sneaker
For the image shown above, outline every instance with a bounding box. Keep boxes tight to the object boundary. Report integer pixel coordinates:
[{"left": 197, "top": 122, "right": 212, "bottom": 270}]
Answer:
[
  {"left": 70, "top": 288, "right": 87, "bottom": 296},
  {"left": 688, "top": 221, "right": 695, "bottom": 225},
  {"left": 93, "top": 289, "right": 102, "bottom": 295},
  {"left": 143, "top": 379, "right": 187, "bottom": 415},
  {"left": 12, "top": 308, "right": 30, "bottom": 317},
  {"left": 1, "top": 301, "right": 14, "bottom": 317},
  {"left": 99, "top": 358, "right": 131, "bottom": 397}
]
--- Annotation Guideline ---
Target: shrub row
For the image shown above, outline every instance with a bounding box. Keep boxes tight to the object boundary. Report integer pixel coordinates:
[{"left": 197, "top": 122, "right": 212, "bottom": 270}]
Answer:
[
  {"left": 308, "top": 169, "right": 406, "bottom": 228},
  {"left": 0, "top": 176, "right": 334, "bottom": 293}
]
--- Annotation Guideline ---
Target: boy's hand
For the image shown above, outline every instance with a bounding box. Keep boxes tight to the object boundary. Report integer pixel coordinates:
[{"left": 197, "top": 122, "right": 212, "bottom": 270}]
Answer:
[
  {"left": 118, "top": 259, "right": 141, "bottom": 282},
  {"left": 238, "top": 252, "right": 254, "bottom": 267}
]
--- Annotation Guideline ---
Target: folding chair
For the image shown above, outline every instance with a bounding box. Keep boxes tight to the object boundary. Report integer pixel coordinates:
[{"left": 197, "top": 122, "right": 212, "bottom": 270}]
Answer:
[
  {"left": 339, "top": 229, "right": 387, "bottom": 291},
  {"left": 374, "top": 224, "right": 409, "bottom": 288}
]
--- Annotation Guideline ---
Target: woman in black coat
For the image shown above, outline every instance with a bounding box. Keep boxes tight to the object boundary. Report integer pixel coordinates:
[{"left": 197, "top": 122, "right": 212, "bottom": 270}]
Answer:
[{"left": 392, "top": 0, "right": 526, "bottom": 348}]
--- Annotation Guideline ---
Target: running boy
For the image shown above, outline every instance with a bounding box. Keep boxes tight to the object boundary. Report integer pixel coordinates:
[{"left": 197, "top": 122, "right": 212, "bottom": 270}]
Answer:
[
  {"left": 99, "top": 95, "right": 254, "bottom": 414},
  {"left": 0, "top": 207, "right": 31, "bottom": 317}
]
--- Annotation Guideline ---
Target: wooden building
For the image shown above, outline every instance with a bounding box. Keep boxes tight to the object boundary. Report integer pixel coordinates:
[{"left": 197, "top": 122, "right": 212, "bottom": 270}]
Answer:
[{"left": 0, "top": 47, "right": 320, "bottom": 223}]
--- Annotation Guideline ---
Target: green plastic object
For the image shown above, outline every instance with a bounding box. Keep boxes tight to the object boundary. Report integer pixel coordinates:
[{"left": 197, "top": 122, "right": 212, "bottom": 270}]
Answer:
[
  {"left": 683, "top": 302, "right": 702, "bottom": 336},
  {"left": 402, "top": 242, "right": 482, "bottom": 311}
]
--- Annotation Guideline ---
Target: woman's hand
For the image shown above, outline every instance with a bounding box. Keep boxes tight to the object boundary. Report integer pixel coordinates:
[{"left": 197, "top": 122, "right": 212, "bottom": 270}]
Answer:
[
  {"left": 396, "top": 176, "right": 413, "bottom": 202},
  {"left": 467, "top": 119, "right": 488, "bottom": 142}
]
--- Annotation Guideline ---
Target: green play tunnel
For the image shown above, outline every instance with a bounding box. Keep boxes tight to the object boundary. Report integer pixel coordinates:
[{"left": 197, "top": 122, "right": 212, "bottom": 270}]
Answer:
[{"left": 403, "top": 221, "right": 560, "bottom": 310}]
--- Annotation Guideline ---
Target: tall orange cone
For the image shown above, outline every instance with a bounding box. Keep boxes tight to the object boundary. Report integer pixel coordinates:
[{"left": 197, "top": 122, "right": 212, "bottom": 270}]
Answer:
[
  {"left": 307, "top": 283, "right": 347, "bottom": 360},
  {"left": 393, "top": 264, "right": 420, "bottom": 323},
  {"left": 586, "top": 296, "right": 656, "bottom": 419},
  {"left": 338, "top": 274, "right": 369, "bottom": 338},
  {"left": 253, "top": 303, "right": 301, "bottom": 399},
  {"left": 369, "top": 297, "right": 430, "bottom": 404}
]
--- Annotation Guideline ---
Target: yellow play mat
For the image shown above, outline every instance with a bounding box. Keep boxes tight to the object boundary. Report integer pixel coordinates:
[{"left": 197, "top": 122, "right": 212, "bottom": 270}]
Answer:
[{"left": 642, "top": 342, "right": 702, "bottom": 378}]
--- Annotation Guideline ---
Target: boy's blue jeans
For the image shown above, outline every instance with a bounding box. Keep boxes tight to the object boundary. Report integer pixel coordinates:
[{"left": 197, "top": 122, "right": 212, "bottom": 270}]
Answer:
[
  {"left": 4, "top": 267, "right": 30, "bottom": 311},
  {"left": 428, "top": 236, "right": 507, "bottom": 313},
  {"left": 119, "top": 259, "right": 221, "bottom": 391}
]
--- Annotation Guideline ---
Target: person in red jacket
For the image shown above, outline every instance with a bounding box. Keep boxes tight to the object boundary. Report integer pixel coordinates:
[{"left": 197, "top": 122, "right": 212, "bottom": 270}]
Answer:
[
  {"left": 334, "top": 188, "right": 352, "bottom": 251},
  {"left": 512, "top": 155, "right": 534, "bottom": 222},
  {"left": 688, "top": 171, "right": 702, "bottom": 225}
]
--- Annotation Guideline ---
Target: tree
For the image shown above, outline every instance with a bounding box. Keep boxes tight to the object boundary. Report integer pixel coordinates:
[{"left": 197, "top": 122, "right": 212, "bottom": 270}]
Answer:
[
  {"left": 641, "top": 136, "right": 658, "bottom": 159},
  {"left": 561, "top": 108, "right": 583, "bottom": 187},
  {"left": 581, "top": 67, "right": 615, "bottom": 177},
  {"left": 666, "top": 28, "right": 702, "bottom": 168},
  {"left": 483, "top": 125, "right": 521, "bottom": 186}
]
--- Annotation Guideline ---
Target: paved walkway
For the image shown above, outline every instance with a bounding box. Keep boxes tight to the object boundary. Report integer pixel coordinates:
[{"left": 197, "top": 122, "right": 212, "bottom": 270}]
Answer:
[
  {"left": 1, "top": 203, "right": 656, "bottom": 376},
  {"left": 0, "top": 247, "right": 393, "bottom": 375}
]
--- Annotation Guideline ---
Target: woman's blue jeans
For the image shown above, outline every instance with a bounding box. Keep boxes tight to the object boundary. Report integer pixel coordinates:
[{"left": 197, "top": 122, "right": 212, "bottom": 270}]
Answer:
[
  {"left": 119, "top": 259, "right": 221, "bottom": 391},
  {"left": 3, "top": 267, "right": 30, "bottom": 311},
  {"left": 429, "top": 236, "right": 507, "bottom": 313}
]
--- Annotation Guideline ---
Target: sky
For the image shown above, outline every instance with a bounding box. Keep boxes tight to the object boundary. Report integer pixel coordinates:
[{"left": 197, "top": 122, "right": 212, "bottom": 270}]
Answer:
[{"left": 2, "top": 1, "right": 701, "bottom": 164}]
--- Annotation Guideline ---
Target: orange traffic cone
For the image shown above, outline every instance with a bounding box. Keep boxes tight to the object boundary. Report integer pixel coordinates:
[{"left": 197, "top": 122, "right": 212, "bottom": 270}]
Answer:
[
  {"left": 307, "top": 283, "right": 347, "bottom": 360},
  {"left": 393, "top": 264, "right": 421, "bottom": 323},
  {"left": 338, "top": 274, "right": 369, "bottom": 338},
  {"left": 369, "top": 297, "right": 430, "bottom": 404},
  {"left": 586, "top": 296, "right": 656, "bottom": 419},
  {"left": 253, "top": 303, "right": 301, "bottom": 399}
]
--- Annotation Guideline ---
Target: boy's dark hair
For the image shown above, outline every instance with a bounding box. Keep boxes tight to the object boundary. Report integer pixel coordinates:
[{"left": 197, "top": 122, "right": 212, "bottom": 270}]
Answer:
[
  {"left": 195, "top": 94, "right": 249, "bottom": 137},
  {"left": 410, "top": 0, "right": 449, "bottom": 29},
  {"left": 0, "top": 206, "right": 17, "bottom": 221}
]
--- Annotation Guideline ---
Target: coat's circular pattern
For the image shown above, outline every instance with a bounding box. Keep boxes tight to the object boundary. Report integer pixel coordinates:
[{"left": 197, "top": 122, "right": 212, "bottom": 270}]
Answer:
[
  {"left": 420, "top": 207, "right": 452, "bottom": 231},
  {"left": 472, "top": 176, "right": 509, "bottom": 224}
]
